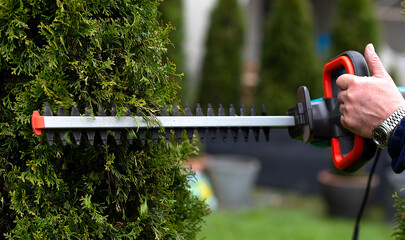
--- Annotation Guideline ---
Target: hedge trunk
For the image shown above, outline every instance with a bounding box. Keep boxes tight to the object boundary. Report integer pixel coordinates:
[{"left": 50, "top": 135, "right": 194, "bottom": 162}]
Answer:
[{"left": 0, "top": 0, "right": 207, "bottom": 238}]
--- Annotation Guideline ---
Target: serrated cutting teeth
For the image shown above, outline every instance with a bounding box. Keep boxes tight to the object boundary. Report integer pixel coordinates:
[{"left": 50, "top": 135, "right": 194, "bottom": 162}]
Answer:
[
  {"left": 196, "top": 103, "right": 205, "bottom": 143},
  {"left": 71, "top": 105, "right": 82, "bottom": 145},
  {"left": 32, "top": 102, "right": 296, "bottom": 146},
  {"left": 85, "top": 103, "right": 96, "bottom": 145},
  {"left": 229, "top": 104, "right": 238, "bottom": 142},
  {"left": 185, "top": 104, "right": 194, "bottom": 143},
  {"left": 57, "top": 105, "right": 68, "bottom": 146},
  {"left": 44, "top": 102, "right": 54, "bottom": 145}
]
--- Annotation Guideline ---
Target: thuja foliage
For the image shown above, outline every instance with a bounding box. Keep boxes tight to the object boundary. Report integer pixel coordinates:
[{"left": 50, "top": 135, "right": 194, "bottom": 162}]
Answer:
[
  {"left": 159, "top": 0, "right": 183, "bottom": 66},
  {"left": 159, "top": 0, "right": 187, "bottom": 102},
  {"left": 255, "top": 0, "right": 321, "bottom": 115},
  {"left": 0, "top": 0, "right": 207, "bottom": 238},
  {"left": 392, "top": 191, "right": 405, "bottom": 239},
  {"left": 330, "top": 0, "right": 381, "bottom": 57},
  {"left": 197, "top": 0, "right": 244, "bottom": 109}
]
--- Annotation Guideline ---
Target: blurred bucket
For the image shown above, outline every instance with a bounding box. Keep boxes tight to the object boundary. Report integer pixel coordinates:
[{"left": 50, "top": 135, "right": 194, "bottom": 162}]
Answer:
[{"left": 206, "top": 154, "right": 261, "bottom": 207}]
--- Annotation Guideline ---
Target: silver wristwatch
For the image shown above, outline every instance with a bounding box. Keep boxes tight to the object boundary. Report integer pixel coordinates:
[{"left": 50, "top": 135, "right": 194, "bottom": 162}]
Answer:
[{"left": 372, "top": 106, "right": 405, "bottom": 148}]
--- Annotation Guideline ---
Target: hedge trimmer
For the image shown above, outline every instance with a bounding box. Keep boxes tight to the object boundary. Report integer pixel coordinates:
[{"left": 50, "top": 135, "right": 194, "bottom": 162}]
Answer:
[
  {"left": 30, "top": 50, "right": 405, "bottom": 240},
  {"left": 31, "top": 51, "right": 405, "bottom": 173}
]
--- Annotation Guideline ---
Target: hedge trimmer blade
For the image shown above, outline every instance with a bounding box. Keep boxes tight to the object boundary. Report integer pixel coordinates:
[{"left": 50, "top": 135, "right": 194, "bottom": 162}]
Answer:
[{"left": 32, "top": 102, "right": 296, "bottom": 146}]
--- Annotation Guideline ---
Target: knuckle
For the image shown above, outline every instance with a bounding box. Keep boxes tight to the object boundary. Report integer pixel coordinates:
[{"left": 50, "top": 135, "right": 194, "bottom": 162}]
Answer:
[
  {"left": 351, "top": 77, "right": 361, "bottom": 88},
  {"left": 340, "top": 116, "right": 348, "bottom": 128},
  {"left": 337, "top": 93, "right": 343, "bottom": 102},
  {"left": 346, "top": 91, "right": 353, "bottom": 102},
  {"left": 339, "top": 104, "right": 345, "bottom": 113}
]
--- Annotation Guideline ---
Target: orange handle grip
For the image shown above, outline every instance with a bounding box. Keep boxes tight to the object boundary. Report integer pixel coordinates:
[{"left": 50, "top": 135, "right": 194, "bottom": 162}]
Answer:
[{"left": 31, "top": 111, "right": 44, "bottom": 136}]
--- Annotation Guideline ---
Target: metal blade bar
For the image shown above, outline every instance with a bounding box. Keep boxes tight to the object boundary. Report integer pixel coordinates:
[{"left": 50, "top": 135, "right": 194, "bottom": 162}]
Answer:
[
  {"left": 31, "top": 103, "right": 296, "bottom": 145},
  {"left": 41, "top": 115, "right": 295, "bottom": 130}
]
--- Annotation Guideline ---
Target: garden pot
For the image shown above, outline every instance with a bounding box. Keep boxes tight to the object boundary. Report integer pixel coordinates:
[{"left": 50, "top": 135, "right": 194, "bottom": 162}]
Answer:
[
  {"left": 317, "top": 169, "right": 379, "bottom": 218},
  {"left": 205, "top": 154, "right": 261, "bottom": 208}
]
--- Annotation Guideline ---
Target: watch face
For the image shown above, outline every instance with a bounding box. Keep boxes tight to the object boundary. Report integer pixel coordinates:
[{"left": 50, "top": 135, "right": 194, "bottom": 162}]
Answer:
[{"left": 372, "top": 127, "right": 389, "bottom": 147}]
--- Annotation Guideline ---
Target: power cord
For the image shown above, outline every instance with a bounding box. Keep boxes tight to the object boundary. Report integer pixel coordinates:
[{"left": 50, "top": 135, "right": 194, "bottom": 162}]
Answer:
[{"left": 352, "top": 148, "right": 382, "bottom": 240}]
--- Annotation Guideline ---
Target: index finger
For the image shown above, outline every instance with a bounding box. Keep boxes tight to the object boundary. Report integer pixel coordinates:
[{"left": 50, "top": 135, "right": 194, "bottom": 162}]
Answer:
[{"left": 336, "top": 74, "right": 352, "bottom": 90}]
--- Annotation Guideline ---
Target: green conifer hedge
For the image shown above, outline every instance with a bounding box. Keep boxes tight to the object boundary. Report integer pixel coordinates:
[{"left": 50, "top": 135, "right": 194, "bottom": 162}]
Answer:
[
  {"left": 159, "top": 0, "right": 187, "bottom": 101},
  {"left": 255, "top": 0, "right": 321, "bottom": 115},
  {"left": 330, "top": 0, "right": 381, "bottom": 56},
  {"left": 0, "top": 0, "right": 207, "bottom": 238},
  {"left": 197, "top": 0, "right": 244, "bottom": 109}
]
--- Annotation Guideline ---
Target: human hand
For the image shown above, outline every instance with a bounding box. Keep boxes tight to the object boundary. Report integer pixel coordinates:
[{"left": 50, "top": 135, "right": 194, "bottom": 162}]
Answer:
[{"left": 336, "top": 43, "right": 405, "bottom": 139}]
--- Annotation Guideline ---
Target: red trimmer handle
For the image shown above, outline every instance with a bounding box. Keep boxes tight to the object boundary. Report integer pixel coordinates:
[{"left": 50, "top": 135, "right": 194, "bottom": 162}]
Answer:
[
  {"left": 323, "top": 56, "right": 355, "bottom": 98},
  {"left": 323, "top": 51, "right": 376, "bottom": 171}
]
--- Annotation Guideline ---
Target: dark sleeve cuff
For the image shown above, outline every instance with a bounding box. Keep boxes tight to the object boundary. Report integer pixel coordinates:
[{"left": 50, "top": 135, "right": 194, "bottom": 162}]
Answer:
[{"left": 388, "top": 117, "right": 405, "bottom": 173}]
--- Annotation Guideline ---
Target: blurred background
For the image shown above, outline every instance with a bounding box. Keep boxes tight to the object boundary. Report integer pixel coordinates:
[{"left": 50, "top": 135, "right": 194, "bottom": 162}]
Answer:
[{"left": 160, "top": 0, "right": 405, "bottom": 239}]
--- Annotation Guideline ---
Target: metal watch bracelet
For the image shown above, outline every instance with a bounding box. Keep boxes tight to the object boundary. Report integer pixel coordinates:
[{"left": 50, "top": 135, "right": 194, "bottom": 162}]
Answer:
[{"left": 383, "top": 106, "right": 405, "bottom": 131}]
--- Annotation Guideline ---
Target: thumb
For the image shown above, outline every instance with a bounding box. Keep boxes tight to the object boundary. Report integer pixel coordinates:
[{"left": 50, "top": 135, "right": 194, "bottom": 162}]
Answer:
[{"left": 364, "top": 43, "right": 390, "bottom": 79}]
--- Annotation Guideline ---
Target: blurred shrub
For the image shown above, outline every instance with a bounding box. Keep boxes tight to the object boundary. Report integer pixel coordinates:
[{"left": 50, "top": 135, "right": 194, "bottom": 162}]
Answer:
[
  {"left": 255, "top": 0, "right": 321, "bottom": 115},
  {"left": 330, "top": 0, "right": 381, "bottom": 56},
  {"left": 159, "top": 0, "right": 187, "bottom": 101},
  {"left": 198, "top": 0, "right": 244, "bottom": 109}
]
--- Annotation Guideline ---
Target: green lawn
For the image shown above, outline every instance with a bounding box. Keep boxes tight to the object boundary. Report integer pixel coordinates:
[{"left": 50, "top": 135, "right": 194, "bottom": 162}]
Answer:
[{"left": 198, "top": 190, "right": 393, "bottom": 240}]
